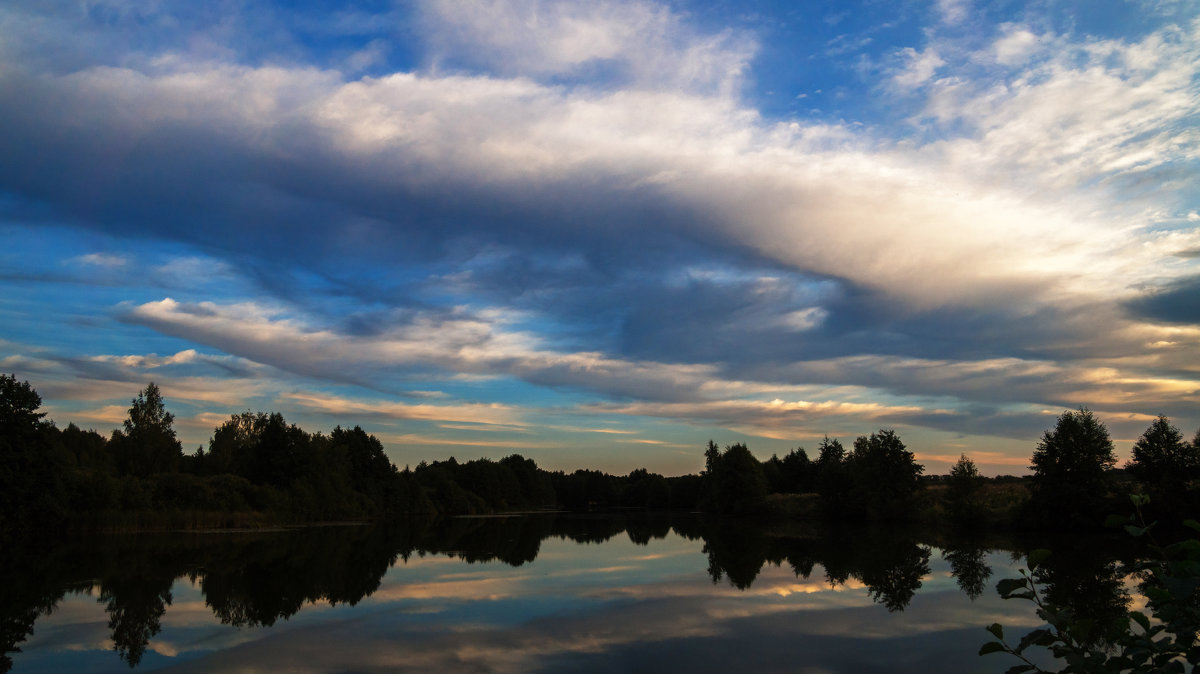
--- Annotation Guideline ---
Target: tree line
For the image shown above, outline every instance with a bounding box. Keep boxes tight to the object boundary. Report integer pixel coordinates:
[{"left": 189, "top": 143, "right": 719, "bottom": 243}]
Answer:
[
  {"left": 3, "top": 374, "right": 1198, "bottom": 532},
  {"left": 0, "top": 376, "right": 701, "bottom": 532},
  {"left": 699, "top": 406, "right": 1200, "bottom": 530}
]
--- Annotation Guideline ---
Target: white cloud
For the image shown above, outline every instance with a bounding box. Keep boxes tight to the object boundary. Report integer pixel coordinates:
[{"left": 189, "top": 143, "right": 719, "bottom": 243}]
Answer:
[
  {"left": 280, "top": 390, "right": 527, "bottom": 427},
  {"left": 925, "top": 21, "right": 1200, "bottom": 196},
  {"left": 5, "top": 11, "right": 1193, "bottom": 317},
  {"left": 992, "top": 26, "right": 1041, "bottom": 66},
  {"left": 3, "top": 1, "right": 1200, "bottom": 457},
  {"left": 122, "top": 297, "right": 726, "bottom": 402},
  {"left": 937, "top": 0, "right": 969, "bottom": 25},
  {"left": 152, "top": 256, "right": 238, "bottom": 287},
  {"left": 74, "top": 252, "right": 128, "bottom": 268},
  {"left": 418, "top": 0, "right": 756, "bottom": 95},
  {"left": 892, "top": 47, "right": 945, "bottom": 89}
]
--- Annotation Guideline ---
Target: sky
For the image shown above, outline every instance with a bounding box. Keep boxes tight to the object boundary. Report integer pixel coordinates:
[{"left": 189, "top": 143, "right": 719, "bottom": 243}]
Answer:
[{"left": 1, "top": 0, "right": 1198, "bottom": 476}]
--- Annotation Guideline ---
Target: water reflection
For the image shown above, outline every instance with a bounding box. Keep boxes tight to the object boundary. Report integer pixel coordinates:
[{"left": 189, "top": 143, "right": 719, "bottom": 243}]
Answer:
[
  {"left": 0, "top": 515, "right": 1135, "bottom": 672},
  {"left": 942, "top": 544, "right": 992, "bottom": 601},
  {"left": 699, "top": 522, "right": 934, "bottom": 612}
]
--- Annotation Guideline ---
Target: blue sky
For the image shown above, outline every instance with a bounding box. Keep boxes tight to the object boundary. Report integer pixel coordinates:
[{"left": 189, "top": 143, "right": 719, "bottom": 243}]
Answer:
[{"left": 2, "top": 0, "right": 1198, "bottom": 475}]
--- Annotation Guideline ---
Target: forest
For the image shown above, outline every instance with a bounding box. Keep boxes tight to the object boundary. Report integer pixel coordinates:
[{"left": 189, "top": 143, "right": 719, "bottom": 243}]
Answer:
[{"left": 2, "top": 374, "right": 1199, "bottom": 533}]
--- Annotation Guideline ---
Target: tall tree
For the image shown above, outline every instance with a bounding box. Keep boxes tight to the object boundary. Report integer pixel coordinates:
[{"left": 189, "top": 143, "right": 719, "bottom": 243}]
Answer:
[
  {"left": 1029, "top": 407, "right": 1116, "bottom": 529},
  {"left": 0, "top": 375, "right": 67, "bottom": 530},
  {"left": 847, "top": 429, "right": 924, "bottom": 521},
  {"left": 816, "top": 435, "right": 853, "bottom": 518},
  {"left": 110, "top": 383, "right": 182, "bottom": 476},
  {"left": 946, "top": 454, "right": 984, "bottom": 526},
  {"left": 701, "top": 442, "right": 768, "bottom": 515},
  {"left": 1127, "top": 415, "right": 1199, "bottom": 515},
  {"left": 1128, "top": 415, "right": 1194, "bottom": 481},
  {"left": 0, "top": 374, "right": 46, "bottom": 438}
]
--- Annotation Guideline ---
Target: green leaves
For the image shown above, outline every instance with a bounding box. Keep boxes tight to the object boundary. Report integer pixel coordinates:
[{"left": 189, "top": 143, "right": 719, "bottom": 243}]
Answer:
[
  {"left": 1026, "top": 549, "right": 1051, "bottom": 571},
  {"left": 985, "top": 504, "right": 1200, "bottom": 674},
  {"left": 979, "top": 641, "right": 1006, "bottom": 656},
  {"left": 1125, "top": 524, "right": 1148, "bottom": 537},
  {"left": 1128, "top": 610, "right": 1150, "bottom": 633},
  {"left": 1016, "top": 628, "right": 1053, "bottom": 654},
  {"left": 996, "top": 577, "right": 1034, "bottom": 600},
  {"left": 1105, "top": 513, "right": 1132, "bottom": 528}
]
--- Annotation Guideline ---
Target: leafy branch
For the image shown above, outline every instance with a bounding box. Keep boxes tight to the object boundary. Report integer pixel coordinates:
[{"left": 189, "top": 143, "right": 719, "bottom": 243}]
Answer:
[{"left": 981, "top": 496, "right": 1200, "bottom": 673}]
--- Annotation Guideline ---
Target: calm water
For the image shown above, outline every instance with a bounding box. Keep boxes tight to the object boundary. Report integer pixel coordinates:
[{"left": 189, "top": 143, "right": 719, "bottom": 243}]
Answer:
[{"left": 2, "top": 514, "right": 1136, "bottom": 673}]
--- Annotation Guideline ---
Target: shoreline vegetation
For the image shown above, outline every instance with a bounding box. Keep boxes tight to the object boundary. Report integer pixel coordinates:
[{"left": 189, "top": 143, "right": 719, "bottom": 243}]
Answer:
[{"left": 2, "top": 375, "right": 1199, "bottom": 536}]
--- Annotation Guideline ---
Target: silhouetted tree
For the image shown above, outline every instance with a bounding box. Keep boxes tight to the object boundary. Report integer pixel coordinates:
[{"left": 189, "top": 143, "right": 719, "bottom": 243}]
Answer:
[
  {"left": 0, "top": 375, "right": 68, "bottom": 530},
  {"left": 946, "top": 454, "right": 984, "bottom": 526},
  {"left": 1127, "top": 415, "right": 1199, "bottom": 516},
  {"left": 665, "top": 474, "right": 702, "bottom": 509},
  {"left": 815, "top": 436, "right": 853, "bottom": 518},
  {"left": 762, "top": 454, "right": 785, "bottom": 493},
  {"left": 780, "top": 447, "right": 815, "bottom": 493},
  {"left": 109, "top": 383, "right": 182, "bottom": 477},
  {"left": 0, "top": 374, "right": 45, "bottom": 435},
  {"left": 1028, "top": 408, "right": 1116, "bottom": 529},
  {"left": 500, "top": 454, "right": 556, "bottom": 508},
  {"left": 204, "top": 411, "right": 312, "bottom": 488},
  {"left": 624, "top": 468, "right": 671, "bottom": 509},
  {"left": 701, "top": 441, "right": 768, "bottom": 515},
  {"left": 847, "top": 429, "right": 923, "bottom": 521},
  {"left": 330, "top": 425, "right": 394, "bottom": 507}
]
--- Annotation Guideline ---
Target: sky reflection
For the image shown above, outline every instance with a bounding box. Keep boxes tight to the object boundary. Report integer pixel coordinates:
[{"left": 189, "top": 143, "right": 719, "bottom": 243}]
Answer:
[{"left": 7, "top": 520, "right": 1060, "bottom": 673}]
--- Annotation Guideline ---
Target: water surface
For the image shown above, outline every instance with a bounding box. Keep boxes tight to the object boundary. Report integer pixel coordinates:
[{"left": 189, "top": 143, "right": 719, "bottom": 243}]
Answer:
[{"left": 2, "top": 514, "right": 1133, "bottom": 672}]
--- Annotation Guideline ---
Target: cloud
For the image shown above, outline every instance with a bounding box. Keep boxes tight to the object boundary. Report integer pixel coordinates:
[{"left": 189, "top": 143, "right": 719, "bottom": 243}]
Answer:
[
  {"left": 279, "top": 390, "right": 527, "bottom": 427},
  {"left": 584, "top": 398, "right": 945, "bottom": 434},
  {"left": 892, "top": 47, "right": 945, "bottom": 89},
  {"left": 1127, "top": 274, "right": 1200, "bottom": 325},
  {"left": 937, "top": 0, "right": 969, "bottom": 25},
  {"left": 991, "top": 26, "right": 1041, "bottom": 66},
  {"left": 924, "top": 20, "right": 1200, "bottom": 196},
  {"left": 2, "top": 1, "right": 1198, "bottom": 465},
  {"left": 3, "top": 14, "right": 1187, "bottom": 322},
  {"left": 417, "top": 0, "right": 756, "bottom": 95},
  {"left": 74, "top": 252, "right": 128, "bottom": 268},
  {"left": 120, "top": 297, "right": 725, "bottom": 401}
]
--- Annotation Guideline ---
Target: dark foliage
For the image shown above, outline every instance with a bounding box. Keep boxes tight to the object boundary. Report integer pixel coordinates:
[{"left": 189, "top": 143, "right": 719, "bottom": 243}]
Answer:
[
  {"left": 701, "top": 441, "right": 769, "bottom": 515},
  {"left": 947, "top": 454, "right": 985, "bottom": 527},
  {"left": 846, "top": 429, "right": 924, "bottom": 521},
  {"left": 1027, "top": 408, "right": 1117, "bottom": 529},
  {"left": 1126, "top": 415, "right": 1200, "bottom": 519}
]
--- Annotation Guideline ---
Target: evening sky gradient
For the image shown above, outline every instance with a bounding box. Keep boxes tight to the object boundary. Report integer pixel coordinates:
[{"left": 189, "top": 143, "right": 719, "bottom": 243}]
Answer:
[{"left": 2, "top": 0, "right": 1198, "bottom": 475}]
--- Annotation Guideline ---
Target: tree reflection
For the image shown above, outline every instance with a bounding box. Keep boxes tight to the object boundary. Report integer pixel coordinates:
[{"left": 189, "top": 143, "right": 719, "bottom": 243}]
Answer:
[
  {"left": 942, "top": 544, "right": 992, "bottom": 601},
  {"left": 0, "top": 534, "right": 68, "bottom": 674},
  {"left": 203, "top": 525, "right": 403, "bottom": 627},
  {"left": 1032, "top": 542, "right": 1131, "bottom": 648},
  {"left": 858, "top": 540, "right": 931, "bottom": 612},
  {"left": 0, "top": 514, "right": 1143, "bottom": 670},
  {"left": 703, "top": 520, "right": 771, "bottom": 589},
  {"left": 697, "top": 523, "right": 932, "bottom": 611},
  {"left": 100, "top": 577, "right": 172, "bottom": 667}
]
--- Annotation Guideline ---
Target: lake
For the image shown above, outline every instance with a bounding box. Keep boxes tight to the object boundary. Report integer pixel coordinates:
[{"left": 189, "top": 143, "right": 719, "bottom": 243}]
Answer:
[{"left": 2, "top": 514, "right": 1136, "bottom": 672}]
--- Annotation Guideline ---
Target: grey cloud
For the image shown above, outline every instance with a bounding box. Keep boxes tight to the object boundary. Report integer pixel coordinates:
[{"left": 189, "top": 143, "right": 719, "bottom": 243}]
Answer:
[{"left": 1127, "top": 274, "right": 1200, "bottom": 325}]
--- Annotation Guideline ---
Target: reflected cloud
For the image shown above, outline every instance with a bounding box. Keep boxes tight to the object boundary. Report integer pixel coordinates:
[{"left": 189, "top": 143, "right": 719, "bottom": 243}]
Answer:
[{"left": 8, "top": 515, "right": 1128, "bottom": 673}]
